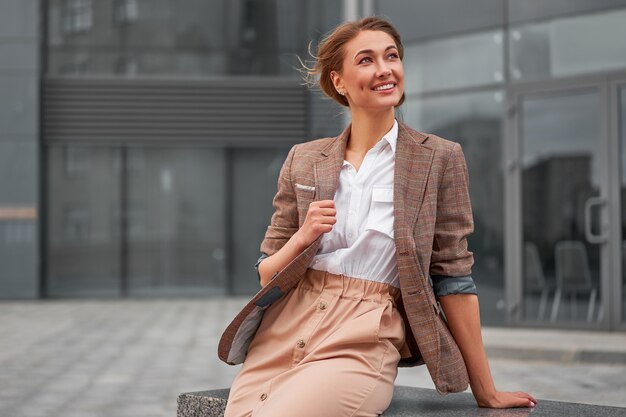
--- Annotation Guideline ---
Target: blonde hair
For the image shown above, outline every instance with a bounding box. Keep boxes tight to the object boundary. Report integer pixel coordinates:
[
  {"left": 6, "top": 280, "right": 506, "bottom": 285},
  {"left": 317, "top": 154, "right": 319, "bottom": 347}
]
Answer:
[{"left": 300, "top": 16, "right": 405, "bottom": 107}]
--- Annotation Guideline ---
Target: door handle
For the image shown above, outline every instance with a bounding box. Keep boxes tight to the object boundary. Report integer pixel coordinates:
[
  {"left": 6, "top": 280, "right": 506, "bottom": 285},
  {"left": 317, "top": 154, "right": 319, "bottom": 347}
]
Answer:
[{"left": 584, "top": 197, "right": 608, "bottom": 244}]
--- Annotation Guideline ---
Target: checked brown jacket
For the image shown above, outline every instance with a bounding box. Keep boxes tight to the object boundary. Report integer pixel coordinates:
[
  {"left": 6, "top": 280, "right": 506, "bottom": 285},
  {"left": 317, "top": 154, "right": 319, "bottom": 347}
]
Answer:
[{"left": 218, "top": 121, "right": 475, "bottom": 395}]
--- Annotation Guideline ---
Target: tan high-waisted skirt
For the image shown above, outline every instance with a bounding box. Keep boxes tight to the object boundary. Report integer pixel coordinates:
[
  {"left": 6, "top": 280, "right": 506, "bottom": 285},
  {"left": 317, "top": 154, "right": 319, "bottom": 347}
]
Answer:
[{"left": 224, "top": 268, "right": 407, "bottom": 417}]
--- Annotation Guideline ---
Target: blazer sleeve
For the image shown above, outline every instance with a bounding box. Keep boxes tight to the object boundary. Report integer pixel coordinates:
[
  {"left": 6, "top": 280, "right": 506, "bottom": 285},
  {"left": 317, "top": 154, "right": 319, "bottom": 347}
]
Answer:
[
  {"left": 429, "top": 142, "right": 475, "bottom": 281},
  {"left": 259, "top": 144, "right": 300, "bottom": 257}
]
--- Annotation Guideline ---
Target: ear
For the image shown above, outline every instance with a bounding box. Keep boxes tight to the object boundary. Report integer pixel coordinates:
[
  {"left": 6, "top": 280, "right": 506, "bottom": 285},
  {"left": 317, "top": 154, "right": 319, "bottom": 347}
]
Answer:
[{"left": 330, "top": 70, "right": 344, "bottom": 93}]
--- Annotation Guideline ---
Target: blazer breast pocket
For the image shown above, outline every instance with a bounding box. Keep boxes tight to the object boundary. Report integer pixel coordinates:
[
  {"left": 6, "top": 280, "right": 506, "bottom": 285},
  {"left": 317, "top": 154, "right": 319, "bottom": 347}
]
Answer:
[{"left": 295, "top": 183, "right": 316, "bottom": 225}]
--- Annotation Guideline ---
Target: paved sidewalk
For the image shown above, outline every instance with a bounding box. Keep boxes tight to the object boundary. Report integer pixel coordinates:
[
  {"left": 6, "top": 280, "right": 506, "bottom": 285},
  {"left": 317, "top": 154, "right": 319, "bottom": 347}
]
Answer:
[
  {"left": 0, "top": 298, "right": 625, "bottom": 417},
  {"left": 482, "top": 327, "right": 626, "bottom": 364}
]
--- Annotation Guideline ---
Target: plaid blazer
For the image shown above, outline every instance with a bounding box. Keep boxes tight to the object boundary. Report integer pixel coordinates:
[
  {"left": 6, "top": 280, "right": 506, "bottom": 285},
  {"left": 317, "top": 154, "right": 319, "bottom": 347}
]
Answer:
[{"left": 218, "top": 121, "right": 474, "bottom": 394}]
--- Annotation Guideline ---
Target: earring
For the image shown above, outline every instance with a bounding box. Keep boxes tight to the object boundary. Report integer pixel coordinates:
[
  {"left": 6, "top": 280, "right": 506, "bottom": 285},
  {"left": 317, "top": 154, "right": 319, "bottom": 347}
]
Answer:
[{"left": 338, "top": 89, "right": 345, "bottom": 96}]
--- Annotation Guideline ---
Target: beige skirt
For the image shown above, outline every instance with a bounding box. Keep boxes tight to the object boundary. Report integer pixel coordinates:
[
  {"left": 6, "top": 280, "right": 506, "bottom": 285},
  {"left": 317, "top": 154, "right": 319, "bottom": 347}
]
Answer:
[{"left": 224, "top": 268, "right": 407, "bottom": 417}]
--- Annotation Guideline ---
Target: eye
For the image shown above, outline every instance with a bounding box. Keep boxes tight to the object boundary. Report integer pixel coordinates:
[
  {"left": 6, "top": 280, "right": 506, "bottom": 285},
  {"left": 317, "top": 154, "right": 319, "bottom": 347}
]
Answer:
[
  {"left": 387, "top": 52, "right": 399, "bottom": 60},
  {"left": 358, "top": 56, "right": 372, "bottom": 64}
]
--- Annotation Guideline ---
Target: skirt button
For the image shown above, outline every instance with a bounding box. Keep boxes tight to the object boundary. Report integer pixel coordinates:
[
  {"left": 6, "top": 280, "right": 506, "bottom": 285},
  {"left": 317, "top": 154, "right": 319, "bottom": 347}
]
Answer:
[{"left": 260, "top": 393, "right": 267, "bottom": 401}]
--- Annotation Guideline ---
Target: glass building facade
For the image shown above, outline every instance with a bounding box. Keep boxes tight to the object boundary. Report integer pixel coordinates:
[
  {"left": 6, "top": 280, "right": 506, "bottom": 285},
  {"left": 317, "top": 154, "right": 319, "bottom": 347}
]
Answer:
[
  {"left": 1, "top": 0, "right": 626, "bottom": 331},
  {"left": 41, "top": 0, "right": 343, "bottom": 298},
  {"left": 47, "top": 0, "right": 341, "bottom": 77},
  {"left": 378, "top": 0, "right": 626, "bottom": 329}
]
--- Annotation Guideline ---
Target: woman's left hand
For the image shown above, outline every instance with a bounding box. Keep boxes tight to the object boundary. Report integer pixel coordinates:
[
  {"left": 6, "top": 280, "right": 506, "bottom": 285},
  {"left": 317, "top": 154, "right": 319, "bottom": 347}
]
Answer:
[{"left": 476, "top": 391, "right": 538, "bottom": 409}]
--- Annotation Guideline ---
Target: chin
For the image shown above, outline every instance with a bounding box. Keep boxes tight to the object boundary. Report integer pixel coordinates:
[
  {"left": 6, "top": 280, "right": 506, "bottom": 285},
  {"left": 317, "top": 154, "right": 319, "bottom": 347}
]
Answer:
[
  {"left": 378, "top": 96, "right": 402, "bottom": 108},
  {"left": 355, "top": 94, "right": 403, "bottom": 110}
]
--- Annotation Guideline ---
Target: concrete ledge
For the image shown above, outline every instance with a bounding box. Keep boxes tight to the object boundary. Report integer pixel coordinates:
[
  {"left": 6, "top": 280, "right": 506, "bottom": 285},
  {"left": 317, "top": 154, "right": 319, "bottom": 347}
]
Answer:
[
  {"left": 177, "top": 386, "right": 626, "bottom": 416},
  {"left": 178, "top": 388, "right": 229, "bottom": 417},
  {"left": 485, "top": 346, "right": 626, "bottom": 365},
  {"left": 482, "top": 327, "right": 626, "bottom": 365}
]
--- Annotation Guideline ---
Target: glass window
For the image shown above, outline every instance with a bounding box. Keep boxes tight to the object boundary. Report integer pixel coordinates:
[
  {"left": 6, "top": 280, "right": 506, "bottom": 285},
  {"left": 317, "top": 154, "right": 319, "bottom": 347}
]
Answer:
[
  {"left": 125, "top": 147, "right": 228, "bottom": 296},
  {"left": 404, "top": 90, "right": 504, "bottom": 133},
  {"left": 63, "top": 0, "right": 93, "bottom": 34},
  {"left": 59, "top": 58, "right": 89, "bottom": 75},
  {"left": 0, "top": 219, "right": 37, "bottom": 297},
  {"left": 47, "top": 0, "right": 342, "bottom": 77},
  {"left": 509, "top": 0, "right": 626, "bottom": 24},
  {"left": 230, "top": 147, "right": 290, "bottom": 295},
  {"left": 63, "top": 206, "right": 90, "bottom": 241},
  {"left": 404, "top": 30, "right": 503, "bottom": 95},
  {"left": 519, "top": 88, "right": 603, "bottom": 323},
  {"left": 620, "top": 85, "right": 626, "bottom": 322},
  {"left": 510, "top": 8, "right": 626, "bottom": 82},
  {"left": 376, "top": 0, "right": 502, "bottom": 41},
  {"left": 1, "top": 221, "right": 36, "bottom": 245},
  {"left": 113, "top": 0, "right": 138, "bottom": 24},
  {"left": 112, "top": 147, "right": 145, "bottom": 176},
  {"left": 111, "top": 203, "right": 146, "bottom": 239},
  {"left": 403, "top": 90, "right": 505, "bottom": 325},
  {"left": 47, "top": 146, "right": 123, "bottom": 297},
  {"left": 47, "top": 145, "right": 231, "bottom": 297},
  {"left": 64, "top": 147, "right": 90, "bottom": 177}
]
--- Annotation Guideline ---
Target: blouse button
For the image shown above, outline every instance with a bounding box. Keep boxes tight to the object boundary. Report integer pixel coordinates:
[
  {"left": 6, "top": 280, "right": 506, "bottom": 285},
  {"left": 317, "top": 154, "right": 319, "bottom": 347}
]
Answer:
[
  {"left": 297, "top": 339, "right": 306, "bottom": 348},
  {"left": 319, "top": 301, "right": 327, "bottom": 310}
]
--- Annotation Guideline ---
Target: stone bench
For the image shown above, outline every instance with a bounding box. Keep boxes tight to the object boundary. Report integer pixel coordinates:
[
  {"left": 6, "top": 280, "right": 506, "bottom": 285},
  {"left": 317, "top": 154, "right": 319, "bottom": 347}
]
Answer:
[{"left": 177, "top": 385, "right": 626, "bottom": 416}]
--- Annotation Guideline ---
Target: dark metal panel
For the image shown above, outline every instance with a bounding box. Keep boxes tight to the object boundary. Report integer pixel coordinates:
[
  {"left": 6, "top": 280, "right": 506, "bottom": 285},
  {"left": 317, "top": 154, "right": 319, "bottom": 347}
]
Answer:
[{"left": 44, "top": 77, "right": 309, "bottom": 145}]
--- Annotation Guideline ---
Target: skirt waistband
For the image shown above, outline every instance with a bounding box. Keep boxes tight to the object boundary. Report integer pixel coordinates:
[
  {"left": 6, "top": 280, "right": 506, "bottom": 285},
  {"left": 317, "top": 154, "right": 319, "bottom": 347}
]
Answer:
[{"left": 300, "top": 268, "right": 401, "bottom": 306}]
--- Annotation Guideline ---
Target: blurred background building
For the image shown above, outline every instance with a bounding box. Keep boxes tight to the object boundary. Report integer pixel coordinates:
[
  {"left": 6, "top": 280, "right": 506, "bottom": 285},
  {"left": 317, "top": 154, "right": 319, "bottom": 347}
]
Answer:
[{"left": 1, "top": 0, "right": 625, "bottom": 332}]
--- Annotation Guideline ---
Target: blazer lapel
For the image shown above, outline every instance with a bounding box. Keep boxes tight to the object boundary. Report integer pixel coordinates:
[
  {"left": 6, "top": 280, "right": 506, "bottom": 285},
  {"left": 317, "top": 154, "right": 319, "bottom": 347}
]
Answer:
[
  {"left": 394, "top": 122, "right": 434, "bottom": 259},
  {"left": 314, "top": 123, "right": 350, "bottom": 202},
  {"left": 311, "top": 121, "right": 434, "bottom": 264}
]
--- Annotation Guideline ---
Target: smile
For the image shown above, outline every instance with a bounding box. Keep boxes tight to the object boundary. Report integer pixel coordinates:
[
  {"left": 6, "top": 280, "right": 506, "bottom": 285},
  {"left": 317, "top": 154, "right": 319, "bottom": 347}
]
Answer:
[{"left": 372, "top": 83, "right": 396, "bottom": 91}]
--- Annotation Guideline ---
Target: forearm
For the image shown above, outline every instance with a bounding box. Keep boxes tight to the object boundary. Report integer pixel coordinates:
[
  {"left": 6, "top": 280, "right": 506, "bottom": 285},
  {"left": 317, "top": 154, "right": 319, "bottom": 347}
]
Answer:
[
  {"left": 438, "top": 294, "right": 496, "bottom": 404},
  {"left": 258, "top": 231, "right": 307, "bottom": 287}
]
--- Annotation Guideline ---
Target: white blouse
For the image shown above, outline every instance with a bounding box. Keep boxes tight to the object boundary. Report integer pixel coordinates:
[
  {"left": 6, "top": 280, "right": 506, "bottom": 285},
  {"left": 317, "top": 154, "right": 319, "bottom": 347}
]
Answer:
[{"left": 309, "top": 119, "right": 400, "bottom": 288}]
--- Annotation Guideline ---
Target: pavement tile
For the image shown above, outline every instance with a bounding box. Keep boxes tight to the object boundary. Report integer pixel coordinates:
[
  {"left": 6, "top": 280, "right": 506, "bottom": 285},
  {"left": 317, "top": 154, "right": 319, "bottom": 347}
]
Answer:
[{"left": 0, "top": 298, "right": 625, "bottom": 417}]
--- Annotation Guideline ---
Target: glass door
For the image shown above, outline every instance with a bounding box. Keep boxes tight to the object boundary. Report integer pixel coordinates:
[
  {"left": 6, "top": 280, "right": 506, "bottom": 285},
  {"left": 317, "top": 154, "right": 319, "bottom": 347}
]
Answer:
[
  {"left": 46, "top": 146, "right": 123, "bottom": 297},
  {"left": 507, "top": 78, "right": 611, "bottom": 329},
  {"left": 621, "top": 82, "right": 626, "bottom": 327},
  {"left": 125, "top": 147, "right": 228, "bottom": 297},
  {"left": 611, "top": 77, "right": 626, "bottom": 329},
  {"left": 46, "top": 145, "right": 229, "bottom": 297}
]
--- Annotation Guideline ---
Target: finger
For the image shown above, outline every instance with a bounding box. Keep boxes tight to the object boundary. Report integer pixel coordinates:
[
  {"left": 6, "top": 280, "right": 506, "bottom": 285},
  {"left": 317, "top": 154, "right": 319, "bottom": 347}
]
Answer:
[
  {"left": 515, "top": 391, "right": 538, "bottom": 404},
  {"left": 319, "top": 217, "right": 337, "bottom": 225},
  {"left": 317, "top": 223, "right": 333, "bottom": 233},
  {"left": 516, "top": 395, "right": 536, "bottom": 408},
  {"left": 314, "top": 200, "right": 336, "bottom": 208},
  {"left": 307, "top": 206, "right": 336, "bottom": 218},
  {"left": 508, "top": 396, "right": 534, "bottom": 408},
  {"left": 317, "top": 207, "right": 337, "bottom": 217}
]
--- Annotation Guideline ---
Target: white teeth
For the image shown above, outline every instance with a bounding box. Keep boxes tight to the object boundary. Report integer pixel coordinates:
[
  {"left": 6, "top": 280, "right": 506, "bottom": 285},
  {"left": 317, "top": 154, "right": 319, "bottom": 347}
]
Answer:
[{"left": 374, "top": 83, "right": 394, "bottom": 91}]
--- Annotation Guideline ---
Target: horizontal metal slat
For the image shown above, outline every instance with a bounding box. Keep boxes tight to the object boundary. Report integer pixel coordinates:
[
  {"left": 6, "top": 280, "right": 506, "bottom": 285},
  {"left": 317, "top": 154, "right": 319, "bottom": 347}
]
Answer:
[
  {"left": 45, "top": 94, "right": 305, "bottom": 104},
  {"left": 44, "top": 77, "right": 309, "bottom": 145},
  {"left": 44, "top": 108, "right": 306, "bottom": 117},
  {"left": 45, "top": 122, "right": 307, "bottom": 131},
  {"left": 45, "top": 76, "right": 300, "bottom": 88}
]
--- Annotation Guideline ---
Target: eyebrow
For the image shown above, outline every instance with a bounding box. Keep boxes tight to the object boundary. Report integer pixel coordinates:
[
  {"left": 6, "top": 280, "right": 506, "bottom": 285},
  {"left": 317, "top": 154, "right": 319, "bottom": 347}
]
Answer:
[{"left": 353, "top": 45, "right": 398, "bottom": 60}]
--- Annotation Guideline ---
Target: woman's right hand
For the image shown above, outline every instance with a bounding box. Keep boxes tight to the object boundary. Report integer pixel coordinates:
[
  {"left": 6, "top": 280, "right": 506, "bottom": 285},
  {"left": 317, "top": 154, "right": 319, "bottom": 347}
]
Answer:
[
  {"left": 258, "top": 199, "right": 336, "bottom": 286},
  {"left": 294, "top": 200, "right": 337, "bottom": 248}
]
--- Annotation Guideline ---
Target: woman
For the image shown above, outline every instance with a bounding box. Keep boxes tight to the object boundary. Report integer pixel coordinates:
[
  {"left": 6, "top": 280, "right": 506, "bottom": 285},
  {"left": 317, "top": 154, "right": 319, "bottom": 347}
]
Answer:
[{"left": 219, "top": 17, "right": 537, "bottom": 417}]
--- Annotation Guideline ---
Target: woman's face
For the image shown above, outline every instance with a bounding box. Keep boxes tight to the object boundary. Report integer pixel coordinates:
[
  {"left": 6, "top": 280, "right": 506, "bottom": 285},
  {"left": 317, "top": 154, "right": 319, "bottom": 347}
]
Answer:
[{"left": 331, "top": 30, "right": 404, "bottom": 112}]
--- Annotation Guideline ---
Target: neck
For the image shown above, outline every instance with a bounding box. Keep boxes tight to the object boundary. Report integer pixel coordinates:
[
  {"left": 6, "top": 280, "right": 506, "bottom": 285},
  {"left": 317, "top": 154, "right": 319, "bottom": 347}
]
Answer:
[{"left": 347, "top": 108, "right": 396, "bottom": 155}]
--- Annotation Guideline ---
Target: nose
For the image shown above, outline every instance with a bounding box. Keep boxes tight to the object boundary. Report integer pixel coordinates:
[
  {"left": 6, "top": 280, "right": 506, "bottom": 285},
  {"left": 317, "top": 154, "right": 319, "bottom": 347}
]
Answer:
[{"left": 377, "top": 63, "right": 391, "bottom": 78}]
